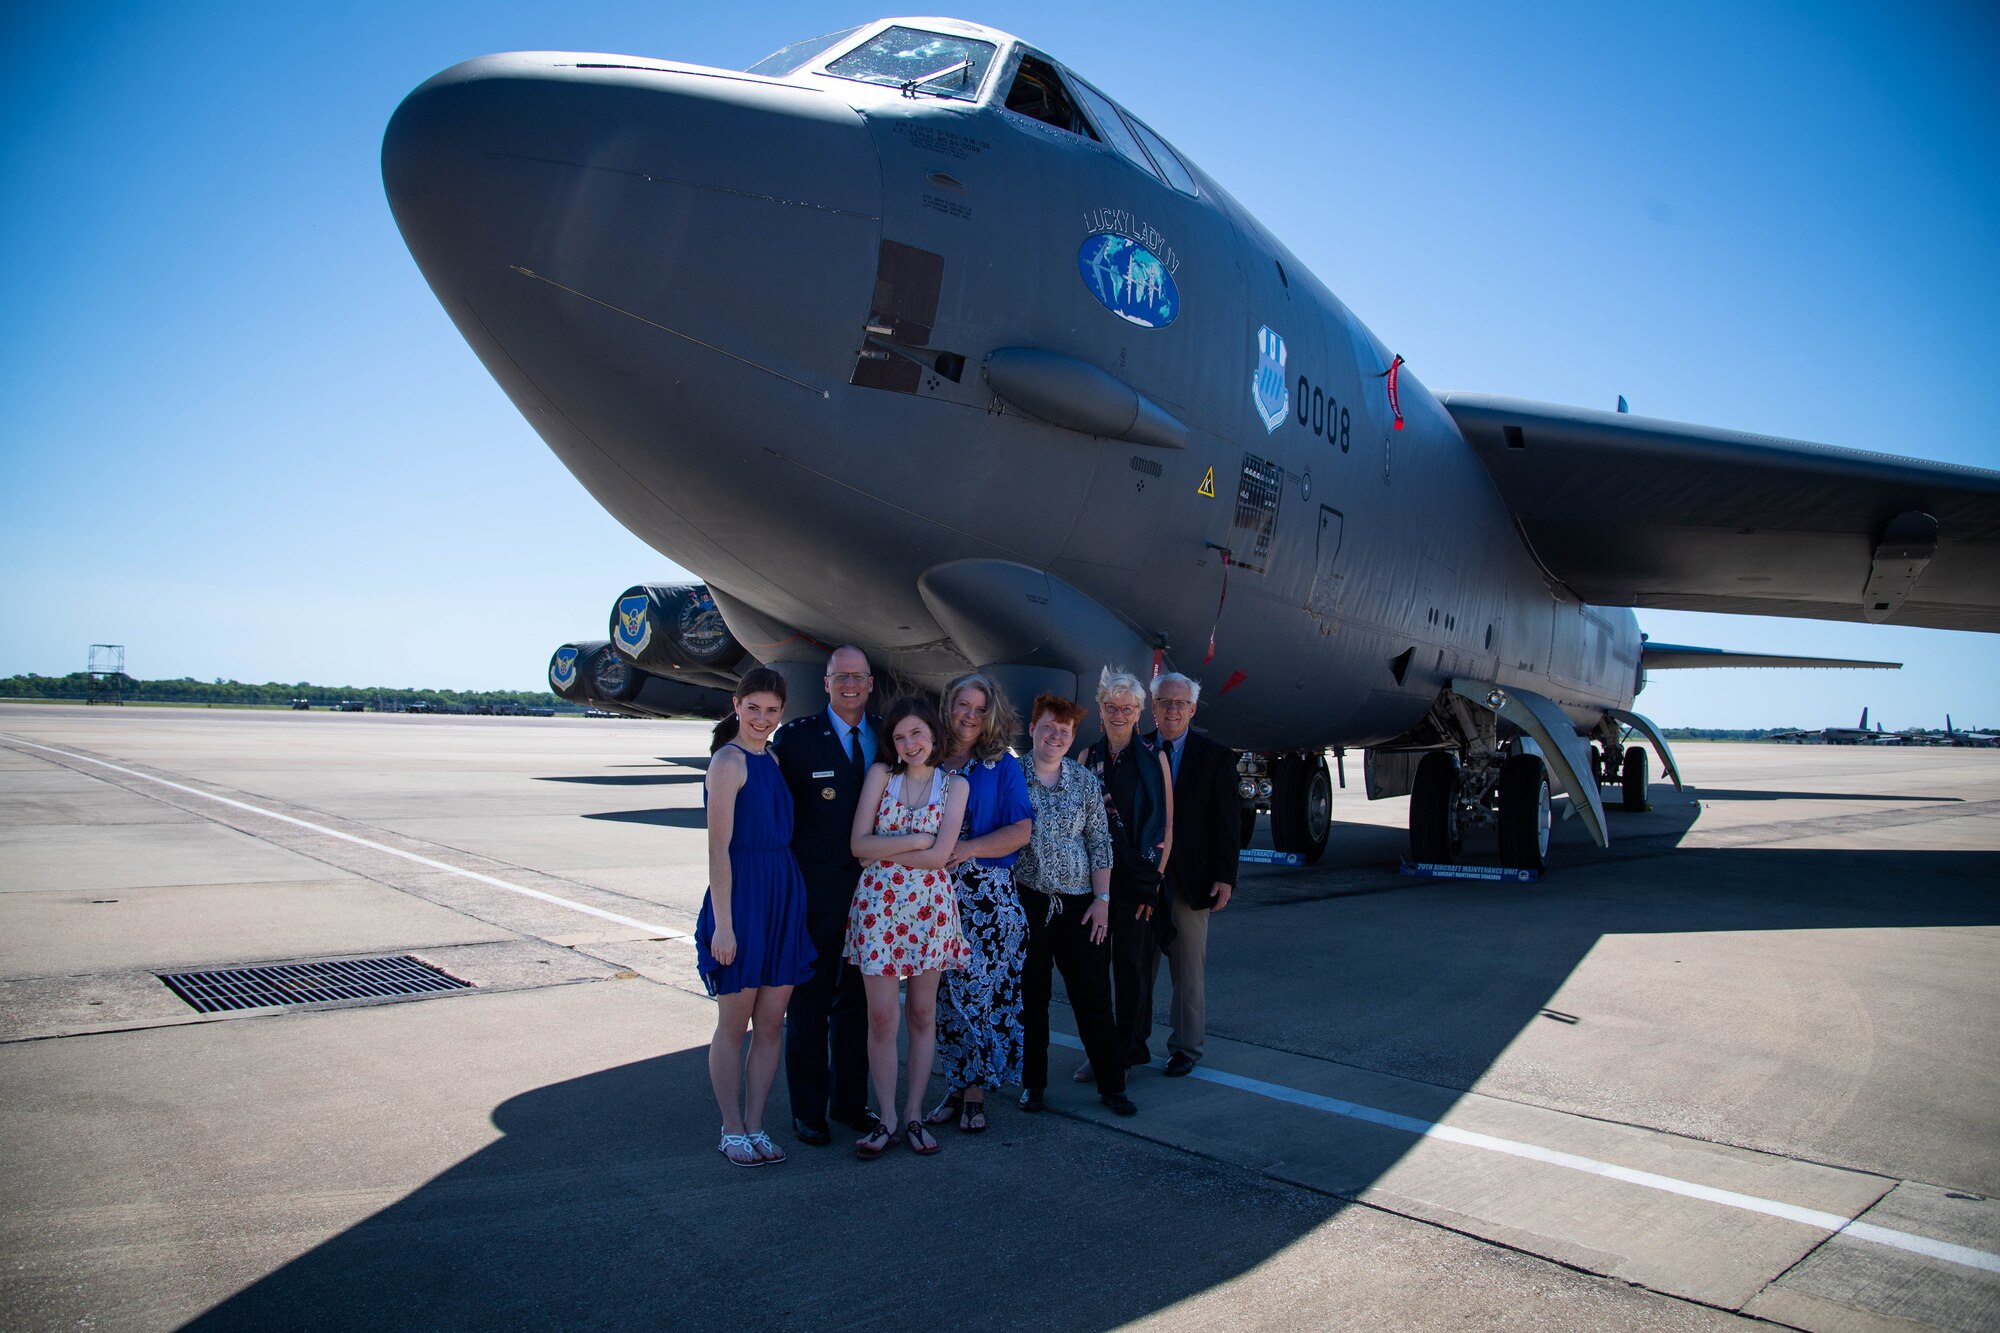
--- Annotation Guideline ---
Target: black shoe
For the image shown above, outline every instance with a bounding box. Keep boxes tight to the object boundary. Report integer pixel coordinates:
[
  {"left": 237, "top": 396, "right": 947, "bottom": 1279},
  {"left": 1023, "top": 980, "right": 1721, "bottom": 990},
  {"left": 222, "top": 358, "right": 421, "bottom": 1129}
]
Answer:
[
  {"left": 1019, "top": 1088, "right": 1045, "bottom": 1113},
  {"left": 1100, "top": 1092, "right": 1137, "bottom": 1116},
  {"left": 792, "top": 1117, "right": 831, "bottom": 1146},
  {"left": 1164, "top": 1053, "right": 1198, "bottom": 1078},
  {"left": 831, "top": 1108, "right": 876, "bottom": 1133}
]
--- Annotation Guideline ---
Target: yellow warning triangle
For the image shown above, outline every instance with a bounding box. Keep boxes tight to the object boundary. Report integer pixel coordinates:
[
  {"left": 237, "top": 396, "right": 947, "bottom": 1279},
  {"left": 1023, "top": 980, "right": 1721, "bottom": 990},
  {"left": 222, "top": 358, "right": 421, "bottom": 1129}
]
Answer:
[{"left": 1198, "top": 465, "right": 1216, "bottom": 498}]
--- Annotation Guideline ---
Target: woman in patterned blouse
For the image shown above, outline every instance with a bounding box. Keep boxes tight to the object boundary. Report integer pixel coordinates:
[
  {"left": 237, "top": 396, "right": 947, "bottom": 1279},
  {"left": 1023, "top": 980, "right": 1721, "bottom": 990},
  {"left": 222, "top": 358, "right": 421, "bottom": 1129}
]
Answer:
[{"left": 1014, "top": 693, "right": 1132, "bottom": 1116}]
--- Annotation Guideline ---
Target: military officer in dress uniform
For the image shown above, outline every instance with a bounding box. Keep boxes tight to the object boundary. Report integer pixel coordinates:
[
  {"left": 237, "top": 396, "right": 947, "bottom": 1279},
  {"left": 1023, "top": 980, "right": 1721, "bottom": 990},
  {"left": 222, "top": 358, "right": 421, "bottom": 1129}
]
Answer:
[{"left": 769, "top": 645, "right": 880, "bottom": 1143}]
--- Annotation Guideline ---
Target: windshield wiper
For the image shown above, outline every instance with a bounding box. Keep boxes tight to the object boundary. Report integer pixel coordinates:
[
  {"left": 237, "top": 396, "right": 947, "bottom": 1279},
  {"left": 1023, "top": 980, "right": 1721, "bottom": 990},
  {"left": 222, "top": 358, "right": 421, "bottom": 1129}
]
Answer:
[{"left": 900, "top": 58, "right": 972, "bottom": 97}]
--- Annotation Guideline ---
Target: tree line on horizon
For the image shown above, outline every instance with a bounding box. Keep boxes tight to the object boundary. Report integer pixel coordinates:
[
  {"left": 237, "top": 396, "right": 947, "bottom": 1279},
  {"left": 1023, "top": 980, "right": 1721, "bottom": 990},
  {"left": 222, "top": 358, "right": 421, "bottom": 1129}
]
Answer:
[{"left": 0, "top": 673, "right": 565, "bottom": 710}]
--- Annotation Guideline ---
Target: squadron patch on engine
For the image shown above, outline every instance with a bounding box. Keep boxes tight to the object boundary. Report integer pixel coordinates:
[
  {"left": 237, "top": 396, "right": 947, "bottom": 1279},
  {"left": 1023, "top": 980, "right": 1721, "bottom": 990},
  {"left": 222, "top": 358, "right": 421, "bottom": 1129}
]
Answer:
[
  {"left": 614, "top": 595, "right": 652, "bottom": 656},
  {"left": 549, "top": 647, "right": 580, "bottom": 692}
]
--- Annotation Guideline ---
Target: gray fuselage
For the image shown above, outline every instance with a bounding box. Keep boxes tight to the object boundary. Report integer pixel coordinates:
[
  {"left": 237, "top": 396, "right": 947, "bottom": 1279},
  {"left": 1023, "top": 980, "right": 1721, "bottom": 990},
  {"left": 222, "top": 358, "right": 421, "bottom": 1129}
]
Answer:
[{"left": 383, "top": 21, "right": 1641, "bottom": 750}]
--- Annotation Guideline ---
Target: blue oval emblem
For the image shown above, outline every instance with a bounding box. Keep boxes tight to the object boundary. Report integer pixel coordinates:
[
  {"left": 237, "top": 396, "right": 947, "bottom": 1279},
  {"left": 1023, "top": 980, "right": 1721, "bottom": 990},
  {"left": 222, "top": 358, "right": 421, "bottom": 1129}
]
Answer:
[{"left": 1077, "top": 234, "right": 1178, "bottom": 328}]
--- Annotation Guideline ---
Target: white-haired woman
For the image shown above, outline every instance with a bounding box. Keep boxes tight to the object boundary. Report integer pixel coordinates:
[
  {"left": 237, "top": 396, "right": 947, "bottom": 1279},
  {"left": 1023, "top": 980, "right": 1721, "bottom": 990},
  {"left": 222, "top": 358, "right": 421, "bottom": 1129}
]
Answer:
[
  {"left": 1075, "top": 667, "right": 1172, "bottom": 1091},
  {"left": 927, "top": 671, "right": 1034, "bottom": 1133}
]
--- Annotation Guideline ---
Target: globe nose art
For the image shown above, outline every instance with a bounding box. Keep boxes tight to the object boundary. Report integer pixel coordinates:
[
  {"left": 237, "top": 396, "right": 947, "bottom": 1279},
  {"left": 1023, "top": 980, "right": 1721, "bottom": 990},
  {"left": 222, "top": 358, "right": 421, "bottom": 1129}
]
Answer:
[{"left": 382, "top": 53, "right": 881, "bottom": 480}]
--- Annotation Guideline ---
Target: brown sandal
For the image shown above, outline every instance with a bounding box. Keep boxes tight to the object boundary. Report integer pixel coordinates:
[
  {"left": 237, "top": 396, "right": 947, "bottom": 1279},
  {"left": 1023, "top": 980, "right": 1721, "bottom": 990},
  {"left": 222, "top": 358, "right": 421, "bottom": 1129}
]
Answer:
[
  {"left": 905, "top": 1120, "right": 941, "bottom": 1155},
  {"left": 959, "top": 1096, "right": 987, "bottom": 1133},
  {"left": 855, "top": 1117, "right": 901, "bottom": 1159}
]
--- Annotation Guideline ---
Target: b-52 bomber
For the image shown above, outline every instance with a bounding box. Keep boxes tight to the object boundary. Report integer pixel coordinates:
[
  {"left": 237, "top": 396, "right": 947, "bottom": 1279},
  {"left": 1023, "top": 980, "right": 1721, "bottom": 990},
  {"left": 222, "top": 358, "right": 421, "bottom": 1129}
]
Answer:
[{"left": 384, "top": 17, "right": 2000, "bottom": 871}]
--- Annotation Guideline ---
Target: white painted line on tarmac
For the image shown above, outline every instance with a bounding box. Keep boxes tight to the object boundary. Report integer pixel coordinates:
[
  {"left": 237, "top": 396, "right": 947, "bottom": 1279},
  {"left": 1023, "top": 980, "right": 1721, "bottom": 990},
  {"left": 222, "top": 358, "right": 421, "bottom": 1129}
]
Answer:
[
  {"left": 1049, "top": 1033, "right": 2000, "bottom": 1275},
  {"left": 3, "top": 737, "right": 691, "bottom": 941}
]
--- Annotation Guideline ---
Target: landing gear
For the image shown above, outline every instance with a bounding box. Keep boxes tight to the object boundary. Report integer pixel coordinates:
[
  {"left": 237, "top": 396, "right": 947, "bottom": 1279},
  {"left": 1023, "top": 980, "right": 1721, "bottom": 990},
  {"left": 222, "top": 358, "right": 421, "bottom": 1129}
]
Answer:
[
  {"left": 1239, "top": 806, "right": 1258, "bottom": 849},
  {"left": 1408, "top": 752, "right": 1462, "bottom": 863},
  {"left": 1497, "top": 753, "right": 1551, "bottom": 872},
  {"left": 1621, "top": 745, "right": 1650, "bottom": 811},
  {"left": 1270, "top": 752, "right": 1333, "bottom": 863}
]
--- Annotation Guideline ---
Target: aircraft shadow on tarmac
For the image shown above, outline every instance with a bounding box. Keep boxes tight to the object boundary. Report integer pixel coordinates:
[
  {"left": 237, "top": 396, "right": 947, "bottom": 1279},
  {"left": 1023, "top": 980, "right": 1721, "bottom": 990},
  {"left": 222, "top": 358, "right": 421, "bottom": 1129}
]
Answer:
[
  {"left": 184, "top": 791, "right": 2000, "bottom": 1329},
  {"left": 1689, "top": 787, "right": 1964, "bottom": 803},
  {"left": 579, "top": 807, "right": 706, "bottom": 829},
  {"left": 534, "top": 773, "right": 706, "bottom": 786}
]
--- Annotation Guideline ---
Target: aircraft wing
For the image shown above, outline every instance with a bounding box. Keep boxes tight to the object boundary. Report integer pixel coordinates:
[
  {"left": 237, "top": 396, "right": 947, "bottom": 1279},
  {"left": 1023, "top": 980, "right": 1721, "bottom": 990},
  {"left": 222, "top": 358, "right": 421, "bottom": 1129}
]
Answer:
[
  {"left": 1440, "top": 393, "right": 2000, "bottom": 632},
  {"left": 1639, "top": 643, "right": 1898, "bottom": 670}
]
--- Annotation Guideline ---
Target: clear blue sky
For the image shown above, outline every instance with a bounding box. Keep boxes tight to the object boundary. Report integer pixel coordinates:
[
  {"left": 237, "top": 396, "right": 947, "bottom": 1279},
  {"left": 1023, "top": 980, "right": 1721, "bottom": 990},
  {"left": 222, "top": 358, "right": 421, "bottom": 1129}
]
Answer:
[{"left": 3, "top": 1, "right": 1996, "bottom": 728}]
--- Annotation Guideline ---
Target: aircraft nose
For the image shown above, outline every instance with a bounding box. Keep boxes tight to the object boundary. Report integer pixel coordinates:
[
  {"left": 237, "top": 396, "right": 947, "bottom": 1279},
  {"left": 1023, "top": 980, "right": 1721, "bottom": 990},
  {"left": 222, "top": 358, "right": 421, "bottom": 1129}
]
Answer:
[{"left": 382, "top": 53, "right": 881, "bottom": 456}]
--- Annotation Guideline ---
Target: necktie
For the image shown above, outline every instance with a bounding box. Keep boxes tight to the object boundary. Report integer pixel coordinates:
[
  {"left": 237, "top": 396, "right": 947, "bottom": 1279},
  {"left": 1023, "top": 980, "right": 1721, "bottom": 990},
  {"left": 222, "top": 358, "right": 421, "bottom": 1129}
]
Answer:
[{"left": 847, "top": 726, "right": 864, "bottom": 772}]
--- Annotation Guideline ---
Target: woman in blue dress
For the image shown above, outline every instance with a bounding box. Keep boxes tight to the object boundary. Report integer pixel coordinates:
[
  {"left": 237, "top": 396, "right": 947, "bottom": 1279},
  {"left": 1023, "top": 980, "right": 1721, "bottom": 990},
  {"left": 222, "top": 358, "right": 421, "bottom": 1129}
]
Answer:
[
  {"left": 927, "top": 671, "right": 1035, "bottom": 1133},
  {"left": 697, "top": 666, "right": 816, "bottom": 1167}
]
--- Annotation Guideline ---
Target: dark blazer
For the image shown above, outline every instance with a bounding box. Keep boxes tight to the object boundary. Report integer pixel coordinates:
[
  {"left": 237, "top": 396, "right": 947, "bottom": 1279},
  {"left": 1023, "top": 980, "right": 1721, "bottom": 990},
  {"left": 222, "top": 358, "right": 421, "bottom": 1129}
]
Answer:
[
  {"left": 770, "top": 709, "right": 879, "bottom": 921},
  {"left": 1157, "top": 729, "right": 1243, "bottom": 909},
  {"left": 1082, "top": 731, "right": 1171, "bottom": 907}
]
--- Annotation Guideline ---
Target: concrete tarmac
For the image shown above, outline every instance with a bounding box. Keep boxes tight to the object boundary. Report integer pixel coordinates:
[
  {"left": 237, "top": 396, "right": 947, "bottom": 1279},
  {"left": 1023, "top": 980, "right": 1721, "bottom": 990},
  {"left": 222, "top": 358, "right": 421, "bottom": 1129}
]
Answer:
[{"left": 1, "top": 705, "right": 1995, "bottom": 1331}]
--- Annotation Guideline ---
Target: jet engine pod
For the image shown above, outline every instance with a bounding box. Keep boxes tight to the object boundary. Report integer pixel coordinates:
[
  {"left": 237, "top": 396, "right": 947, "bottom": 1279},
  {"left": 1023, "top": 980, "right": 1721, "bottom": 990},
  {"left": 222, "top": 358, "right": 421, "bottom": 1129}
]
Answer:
[
  {"left": 918, "top": 559, "right": 1160, "bottom": 704},
  {"left": 549, "top": 639, "right": 732, "bottom": 717},
  {"left": 549, "top": 640, "right": 610, "bottom": 704},
  {"left": 609, "top": 583, "right": 748, "bottom": 675}
]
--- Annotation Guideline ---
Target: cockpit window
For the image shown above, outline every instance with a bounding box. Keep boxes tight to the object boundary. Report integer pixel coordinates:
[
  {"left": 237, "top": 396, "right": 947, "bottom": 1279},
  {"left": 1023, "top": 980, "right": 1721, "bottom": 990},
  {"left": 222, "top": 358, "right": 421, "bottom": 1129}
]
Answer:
[
  {"left": 1004, "top": 54, "right": 1096, "bottom": 138},
  {"left": 1124, "top": 116, "right": 1200, "bottom": 196},
  {"left": 744, "top": 25, "right": 865, "bottom": 78},
  {"left": 1069, "top": 78, "right": 1162, "bottom": 181},
  {"left": 822, "top": 26, "right": 997, "bottom": 101}
]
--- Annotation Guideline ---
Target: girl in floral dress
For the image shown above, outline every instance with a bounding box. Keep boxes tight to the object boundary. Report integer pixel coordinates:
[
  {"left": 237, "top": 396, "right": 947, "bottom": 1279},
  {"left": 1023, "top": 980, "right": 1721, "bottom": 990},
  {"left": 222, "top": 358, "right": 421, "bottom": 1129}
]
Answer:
[{"left": 844, "top": 695, "right": 971, "bottom": 1157}]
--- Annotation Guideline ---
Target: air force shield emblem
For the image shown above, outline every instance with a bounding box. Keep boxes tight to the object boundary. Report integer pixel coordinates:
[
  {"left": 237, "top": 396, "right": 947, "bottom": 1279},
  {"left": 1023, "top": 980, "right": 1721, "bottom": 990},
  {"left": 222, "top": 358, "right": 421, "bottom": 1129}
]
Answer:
[
  {"left": 614, "top": 595, "right": 652, "bottom": 656},
  {"left": 550, "top": 646, "right": 580, "bottom": 692},
  {"left": 1251, "top": 326, "right": 1289, "bottom": 434}
]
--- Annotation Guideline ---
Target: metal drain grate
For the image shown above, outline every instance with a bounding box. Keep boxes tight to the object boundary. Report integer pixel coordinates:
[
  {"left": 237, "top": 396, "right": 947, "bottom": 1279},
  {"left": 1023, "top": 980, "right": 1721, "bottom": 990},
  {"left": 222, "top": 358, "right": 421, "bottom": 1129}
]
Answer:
[{"left": 157, "top": 955, "right": 470, "bottom": 1013}]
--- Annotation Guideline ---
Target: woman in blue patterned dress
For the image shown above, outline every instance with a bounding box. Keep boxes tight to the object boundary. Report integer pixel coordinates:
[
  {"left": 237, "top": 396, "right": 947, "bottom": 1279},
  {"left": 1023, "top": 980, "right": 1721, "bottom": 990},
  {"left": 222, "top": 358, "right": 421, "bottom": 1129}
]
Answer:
[
  {"left": 696, "top": 667, "right": 817, "bottom": 1167},
  {"left": 927, "top": 672, "right": 1035, "bottom": 1133}
]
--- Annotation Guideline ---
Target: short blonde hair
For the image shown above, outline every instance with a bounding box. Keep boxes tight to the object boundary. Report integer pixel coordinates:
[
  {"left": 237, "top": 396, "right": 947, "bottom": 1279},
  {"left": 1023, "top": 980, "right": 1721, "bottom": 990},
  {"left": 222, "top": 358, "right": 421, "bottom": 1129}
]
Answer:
[
  {"left": 941, "top": 671, "right": 1019, "bottom": 761},
  {"left": 1096, "top": 666, "right": 1148, "bottom": 706}
]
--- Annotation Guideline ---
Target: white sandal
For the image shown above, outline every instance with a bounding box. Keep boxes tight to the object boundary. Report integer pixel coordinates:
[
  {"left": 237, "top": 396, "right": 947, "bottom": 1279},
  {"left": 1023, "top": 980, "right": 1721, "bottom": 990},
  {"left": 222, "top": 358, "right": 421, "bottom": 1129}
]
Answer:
[
  {"left": 717, "top": 1128, "right": 761, "bottom": 1168},
  {"left": 746, "top": 1129, "right": 786, "bottom": 1165}
]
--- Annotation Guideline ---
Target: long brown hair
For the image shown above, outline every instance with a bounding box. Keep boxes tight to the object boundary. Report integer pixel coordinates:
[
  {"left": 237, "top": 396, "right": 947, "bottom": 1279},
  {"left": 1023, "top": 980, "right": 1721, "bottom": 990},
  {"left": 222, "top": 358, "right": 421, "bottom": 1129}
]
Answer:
[
  {"left": 710, "top": 666, "right": 788, "bottom": 753},
  {"left": 941, "top": 671, "right": 1019, "bottom": 762}
]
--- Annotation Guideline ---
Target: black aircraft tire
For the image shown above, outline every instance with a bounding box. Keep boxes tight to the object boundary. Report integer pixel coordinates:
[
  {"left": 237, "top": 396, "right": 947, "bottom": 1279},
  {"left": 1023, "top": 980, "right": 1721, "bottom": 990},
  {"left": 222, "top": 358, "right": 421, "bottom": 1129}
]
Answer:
[
  {"left": 1408, "top": 752, "right": 1460, "bottom": 864},
  {"left": 1271, "top": 753, "right": 1333, "bottom": 864},
  {"left": 1497, "top": 754, "right": 1552, "bottom": 873},
  {"left": 1240, "top": 806, "right": 1258, "bottom": 849},
  {"left": 1622, "top": 745, "right": 1651, "bottom": 812}
]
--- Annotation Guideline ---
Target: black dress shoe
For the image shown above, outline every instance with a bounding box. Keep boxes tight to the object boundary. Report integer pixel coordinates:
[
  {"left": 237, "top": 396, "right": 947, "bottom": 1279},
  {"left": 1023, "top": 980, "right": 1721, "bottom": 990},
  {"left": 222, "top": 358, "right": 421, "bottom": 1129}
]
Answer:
[
  {"left": 1100, "top": 1092, "right": 1137, "bottom": 1116},
  {"left": 1164, "top": 1053, "right": 1198, "bottom": 1078},
  {"left": 792, "top": 1117, "right": 831, "bottom": 1145},
  {"left": 1019, "top": 1088, "right": 1045, "bottom": 1113}
]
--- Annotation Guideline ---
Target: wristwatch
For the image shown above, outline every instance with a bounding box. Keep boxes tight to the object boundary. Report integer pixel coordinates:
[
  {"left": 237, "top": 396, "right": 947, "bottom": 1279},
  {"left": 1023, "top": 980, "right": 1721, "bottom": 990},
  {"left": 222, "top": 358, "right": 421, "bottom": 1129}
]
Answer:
[{"left": 1093, "top": 892, "right": 1111, "bottom": 902}]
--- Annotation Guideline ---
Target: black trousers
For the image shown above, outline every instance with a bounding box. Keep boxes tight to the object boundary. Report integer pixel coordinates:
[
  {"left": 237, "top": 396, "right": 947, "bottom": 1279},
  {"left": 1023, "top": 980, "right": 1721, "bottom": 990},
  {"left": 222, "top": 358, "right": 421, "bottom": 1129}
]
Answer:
[
  {"left": 1107, "top": 869, "right": 1159, "bottom": 1070},
  {"left": 783, "top": 912, "right": 868, "bottom": 1124},
  {"left": 1019, "top": 887, "right": 1126, "bottom": 1095}
]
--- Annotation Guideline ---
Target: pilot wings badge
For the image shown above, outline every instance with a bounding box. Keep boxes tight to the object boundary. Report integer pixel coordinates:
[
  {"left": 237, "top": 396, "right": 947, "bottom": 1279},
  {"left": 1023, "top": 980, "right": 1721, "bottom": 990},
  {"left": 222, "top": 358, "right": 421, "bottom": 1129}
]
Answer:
[
  {"left": 614, "top": 595, "right": 652, "bottom": 655},
  {"left": 1251, "top": 326, "right": 1289, "bottom": 433},
  {"left": 550, "top": 646, "right": 580, "bottom": 691}
]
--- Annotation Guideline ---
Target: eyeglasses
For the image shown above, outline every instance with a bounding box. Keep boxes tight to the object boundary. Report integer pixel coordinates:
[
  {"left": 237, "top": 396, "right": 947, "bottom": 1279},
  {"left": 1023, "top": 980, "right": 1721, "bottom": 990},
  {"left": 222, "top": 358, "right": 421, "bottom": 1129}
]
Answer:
[
  {"left": 1155, "top": 699, "right": 1193, "bottom": 711},
  {"left": 1102, "top": 703, "right": 1141, "bottom": 717},
  {"left": 826, "top": 673, "right": 871, "bottom": 685}
]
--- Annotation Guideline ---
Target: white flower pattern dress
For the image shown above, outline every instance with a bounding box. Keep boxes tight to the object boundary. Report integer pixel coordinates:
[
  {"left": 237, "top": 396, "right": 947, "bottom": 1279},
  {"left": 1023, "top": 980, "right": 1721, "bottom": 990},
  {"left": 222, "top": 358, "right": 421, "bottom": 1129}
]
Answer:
[{"left": 844, "top": 769, "right": 971, "bottom": 979}]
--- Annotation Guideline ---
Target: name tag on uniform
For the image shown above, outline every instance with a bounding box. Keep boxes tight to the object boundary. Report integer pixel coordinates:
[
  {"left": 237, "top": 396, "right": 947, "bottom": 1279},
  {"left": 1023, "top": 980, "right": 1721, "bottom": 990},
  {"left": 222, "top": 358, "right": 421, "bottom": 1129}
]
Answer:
[{"left": 811, "top": 770, "right": 836, "bottom": 779}]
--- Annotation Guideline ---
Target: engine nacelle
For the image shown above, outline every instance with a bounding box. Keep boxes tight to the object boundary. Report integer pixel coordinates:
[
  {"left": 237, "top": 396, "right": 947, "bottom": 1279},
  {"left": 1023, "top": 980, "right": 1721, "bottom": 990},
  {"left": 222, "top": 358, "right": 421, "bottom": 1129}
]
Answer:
[
  {"left": 608, "top": 583, "right": 748, "bottom": 684},
  {"left": 548, "top": 640, "right": 732, "bottom": 719}
]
